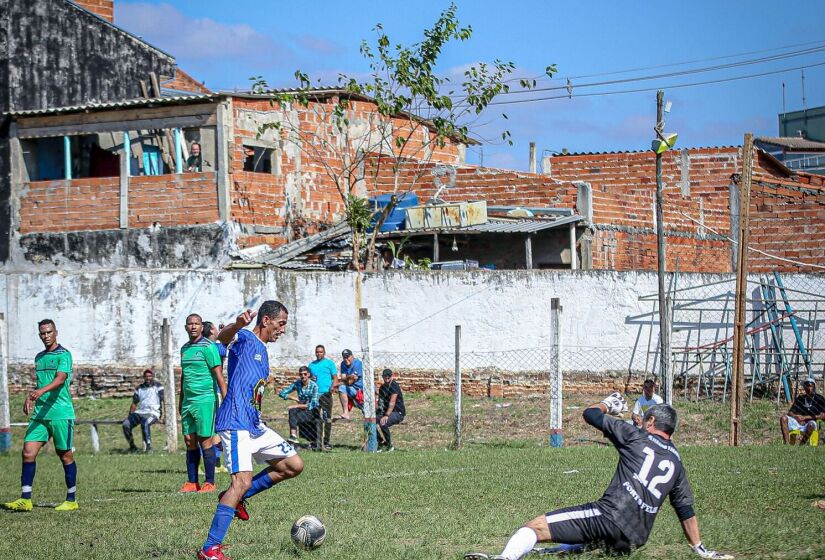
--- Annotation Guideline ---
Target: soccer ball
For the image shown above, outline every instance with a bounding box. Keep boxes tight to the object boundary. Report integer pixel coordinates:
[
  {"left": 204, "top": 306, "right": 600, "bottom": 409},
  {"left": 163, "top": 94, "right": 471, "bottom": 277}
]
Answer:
[{"left": 290, "top": 515, "right": 326, "bottom": 550}]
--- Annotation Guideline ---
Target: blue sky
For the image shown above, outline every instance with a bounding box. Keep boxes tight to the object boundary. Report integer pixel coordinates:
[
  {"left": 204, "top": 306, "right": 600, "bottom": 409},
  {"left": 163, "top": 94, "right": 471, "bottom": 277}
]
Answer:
[{"left": 116, "top": 1, "right": 825, "bottom": 170}]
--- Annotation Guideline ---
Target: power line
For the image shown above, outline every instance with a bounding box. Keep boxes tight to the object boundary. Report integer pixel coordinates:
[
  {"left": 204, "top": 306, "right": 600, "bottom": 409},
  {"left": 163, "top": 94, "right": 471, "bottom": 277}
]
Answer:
[
  {"left": 472, "top": 59, "right": 825, "bottom": 108},
  {"left": 500, "top": 38, "right": 825, "bottom": 85},
  {"left": 455, "top": 44, "right": 825, "bottom": 100}
]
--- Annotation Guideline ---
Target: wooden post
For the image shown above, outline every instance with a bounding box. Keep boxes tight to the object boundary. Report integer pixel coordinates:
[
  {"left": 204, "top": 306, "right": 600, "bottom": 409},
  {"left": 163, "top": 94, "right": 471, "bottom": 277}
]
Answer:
[
  {"left": 433, "top": 233, "right": 440, "bottom": 263},
  {"left": 730, "top": 134, "right": 754, "bottom": 447},
  {"left": 452, "top": 325, "right": 462, "bottom": 450},
  {"left": 162, "top": 318, "right": 179, "bottom": 452},
  {"left": 654, "top": 90, "right": 671, "bottom": 403},
  {"left": 216, "top": 100, "right": 232, "bottom": 222},
  {"left": 358, "top": 309, "right": 378, "bottom": 452},
  {"left": 549, "top": 298, "right": 563, "bottom": 447},
  {"left": 0, "top": 313, "right": 11, "bottom": 453},
  {"left": 529, "top": 141, "right": 537, "bottom": 173},
  {"left": 664, "top": 295, "right": 673, "bottom": 404}
]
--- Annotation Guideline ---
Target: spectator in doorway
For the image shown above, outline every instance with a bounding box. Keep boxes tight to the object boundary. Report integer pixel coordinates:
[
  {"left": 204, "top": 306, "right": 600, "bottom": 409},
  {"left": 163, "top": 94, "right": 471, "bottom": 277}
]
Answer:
[
  {"left": 186, "top": 142, "right": 203, "bottom": 172},
  {"left": 780, "top": 378, "right": 825, "bottom": 445},
  {"left": 278, "top": 366, "right": 320, "bottom": 445},
  {"left": 123, "top": 369, "right": 165, "bottom": 453},
  {"left": 632, "top": 379, "right": 664, "bottom": 427},
  {"left": 377, "top": 369, "right": 405, "bottom": 452},
  {"left": 337, "top": 349, "right": 364, "bottom": 420},
  {"left": 308, "top": 344, "right": 337, "bottom": 450}
]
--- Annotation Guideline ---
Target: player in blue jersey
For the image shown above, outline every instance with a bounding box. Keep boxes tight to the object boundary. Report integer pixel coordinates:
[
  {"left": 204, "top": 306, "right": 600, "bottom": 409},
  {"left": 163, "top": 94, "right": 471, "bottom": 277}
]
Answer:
[{"left": 198, "top": 301, "right": 304, "bottom": 560}]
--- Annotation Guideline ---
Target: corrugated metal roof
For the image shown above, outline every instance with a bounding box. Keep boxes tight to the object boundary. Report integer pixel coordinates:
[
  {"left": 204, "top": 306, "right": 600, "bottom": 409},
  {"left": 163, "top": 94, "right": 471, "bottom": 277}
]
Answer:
[
  {"left": 549, "top": 145, "right": 741, "bottom": 157},
  {"left": 756, "top": 136, "right": 825, "bottom": 151},
  {"left": 462, "top": 215, "right": 582, "bottom": 233},
  {"left": 7, "top": 94, "right": 217, "bottom": 117}
]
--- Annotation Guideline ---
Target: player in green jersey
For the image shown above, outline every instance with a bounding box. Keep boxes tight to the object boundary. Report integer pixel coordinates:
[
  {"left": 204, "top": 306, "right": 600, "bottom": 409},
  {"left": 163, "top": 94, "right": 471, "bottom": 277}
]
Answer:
[
  {"left": 2, "top": 319, "right": 78, "bottom": 512},
  {"left": 180, "top": 314, "right": 227, "bottom": 494}
]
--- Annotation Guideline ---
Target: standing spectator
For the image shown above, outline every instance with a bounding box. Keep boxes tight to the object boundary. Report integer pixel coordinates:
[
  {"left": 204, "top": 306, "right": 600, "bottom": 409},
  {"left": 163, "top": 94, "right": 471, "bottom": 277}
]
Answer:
[
  {"left": 377, "top": 369, "right": 406, "bottom": 452},
  {"left": 337, "top": 349, "right": 364, "bottom": 420},
  {"left": 2, "top": 319, "right": 78, "bottom": 512},
  {"left": 203, "top": 321, "right": 229, "bottom": 473},
  {"left": 308, "top": 344, "right": 337, "bottom": 450},
  {"left": 179, "top": 313, "right": 227, "bottom": 494},
  {"left": 278, "top": 366, "right": 320, "bottom": 445},
  {"left": 122, "top": 368, "right": 164, "bottom": 453},
  {"left": 632, "top": 379, "right": 664, "bottom": 427},
  {"left": 780, "top": 378, "right": 825, "bottom": 445}
]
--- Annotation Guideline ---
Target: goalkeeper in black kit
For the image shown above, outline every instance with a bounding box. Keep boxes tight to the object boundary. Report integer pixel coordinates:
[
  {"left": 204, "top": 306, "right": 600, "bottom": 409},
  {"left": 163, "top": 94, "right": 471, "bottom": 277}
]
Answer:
[{"left": 465, "top": 393, "right": 733, "bottom": 559}]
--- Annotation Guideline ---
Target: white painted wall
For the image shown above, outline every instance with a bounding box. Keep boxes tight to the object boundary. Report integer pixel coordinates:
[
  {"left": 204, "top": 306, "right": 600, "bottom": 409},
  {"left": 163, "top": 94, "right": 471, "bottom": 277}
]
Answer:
[{"left": 2, "top": 270, "right": 823, "bottom": 376}]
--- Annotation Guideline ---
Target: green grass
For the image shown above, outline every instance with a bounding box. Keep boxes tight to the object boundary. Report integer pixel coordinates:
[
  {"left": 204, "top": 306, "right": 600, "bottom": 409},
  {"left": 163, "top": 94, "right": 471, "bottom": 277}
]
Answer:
[{"left": 2, "top": 394, "right": 824, "bottom": 559}]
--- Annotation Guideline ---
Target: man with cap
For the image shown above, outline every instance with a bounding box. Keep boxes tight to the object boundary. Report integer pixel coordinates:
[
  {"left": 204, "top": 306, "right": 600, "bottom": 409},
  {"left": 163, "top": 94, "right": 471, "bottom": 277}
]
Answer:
[
  {"left": 377, "top": 369, "right": 405, "bottom": 452},
  {"left": 337, "top": 349, "right": 363, "bottom": 420},
  {"left": 780, "top": 378, "right": 825, "bottom": 445},
  {"left": 122, "top": 368, "right": 165, "bottom": 453}
]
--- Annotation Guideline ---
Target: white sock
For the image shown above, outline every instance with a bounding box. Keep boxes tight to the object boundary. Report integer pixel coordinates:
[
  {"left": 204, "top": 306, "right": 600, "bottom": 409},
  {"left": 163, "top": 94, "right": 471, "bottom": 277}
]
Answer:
[{"left": 500, "top": 527, "right": 538, "bottom": 560}]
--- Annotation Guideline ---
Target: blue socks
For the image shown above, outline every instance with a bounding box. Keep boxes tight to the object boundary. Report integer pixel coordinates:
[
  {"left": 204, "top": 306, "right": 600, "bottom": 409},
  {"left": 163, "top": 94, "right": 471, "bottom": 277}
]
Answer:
[
  {"left": 63, "top": 462, "right": 77, "bottom": 502},
  {"left": 202, "top": 446, "right": 217, "bottom": 484},
  {"left": 203, "top": 503, "right": 235, "bottom": 550},
  {"left": 186, "top": 449, "right": 201, "bottom": 483},
  {"left": 21, "top": 461, "right": 36, "bottom": 499},
  {"left": 242, "top": 469, "right": 275, "bottom": 501}
]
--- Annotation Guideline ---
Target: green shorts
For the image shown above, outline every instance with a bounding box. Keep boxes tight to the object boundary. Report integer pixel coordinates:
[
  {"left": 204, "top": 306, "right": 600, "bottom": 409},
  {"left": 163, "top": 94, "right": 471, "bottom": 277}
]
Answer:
[
  {"left": 181, "top": 399, "right": 217, "bottom": 438},
  {"left": 25, "top": 418, "right": 75, "bottom": 450}
]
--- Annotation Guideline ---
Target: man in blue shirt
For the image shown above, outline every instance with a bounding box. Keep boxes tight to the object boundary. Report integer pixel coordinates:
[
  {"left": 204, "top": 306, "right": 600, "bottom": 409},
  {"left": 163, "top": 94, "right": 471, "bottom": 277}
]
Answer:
[
  {"left": 337, "top": 349, "right": 363, "bottom": 420},
  {"left": 308, "top": 344, "right": 337, "bottom": 449},
  {"left": 279, "top": 366, "right": 320, "bottom": 445},
  {"left": 198, "top": 301, "right": 304, "bottom": 560}
]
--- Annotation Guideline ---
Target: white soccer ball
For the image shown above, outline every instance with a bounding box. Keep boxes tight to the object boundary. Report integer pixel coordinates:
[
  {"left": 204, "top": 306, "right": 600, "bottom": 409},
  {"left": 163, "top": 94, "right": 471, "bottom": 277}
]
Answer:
[{"left": 291, "top": 515, "right": 326, "bottom": 550}]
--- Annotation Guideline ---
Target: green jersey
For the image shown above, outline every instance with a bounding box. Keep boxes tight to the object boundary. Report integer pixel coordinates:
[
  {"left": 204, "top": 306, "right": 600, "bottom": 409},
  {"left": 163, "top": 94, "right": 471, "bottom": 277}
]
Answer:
[
  {"left": 180, "top": 337, "right": 221, "bottom": 403},
  {"left": 33, "top": 345, "right": 75, "bottom": 420}
]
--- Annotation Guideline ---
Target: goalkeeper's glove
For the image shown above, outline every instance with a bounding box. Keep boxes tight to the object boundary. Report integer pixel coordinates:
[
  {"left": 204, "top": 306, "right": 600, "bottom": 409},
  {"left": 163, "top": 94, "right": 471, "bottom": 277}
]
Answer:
[
  {"left": 600, "top": 392, "right": 628, "bottom": 415},
  {"left": 692, "top": 543, "right": 734, "bottom": 559}
]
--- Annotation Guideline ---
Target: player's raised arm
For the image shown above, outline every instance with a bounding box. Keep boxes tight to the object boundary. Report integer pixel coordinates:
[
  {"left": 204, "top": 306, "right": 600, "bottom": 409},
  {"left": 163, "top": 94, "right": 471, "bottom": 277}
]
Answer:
[
  {"left": 582, "top": 392, "right": 628, "bottom": 431},
  {"left": 218, "top": 309, "right": 257, "bottom": 345}
]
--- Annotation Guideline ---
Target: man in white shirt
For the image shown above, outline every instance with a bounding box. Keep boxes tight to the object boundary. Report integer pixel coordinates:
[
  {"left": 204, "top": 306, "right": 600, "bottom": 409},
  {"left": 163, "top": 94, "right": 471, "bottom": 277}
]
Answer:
[
  {"left": 122, "top": 369, "right": 165, "bottom": 452},
  {"left": 632, "top": 378, "right": 664, "bottom": 427}
]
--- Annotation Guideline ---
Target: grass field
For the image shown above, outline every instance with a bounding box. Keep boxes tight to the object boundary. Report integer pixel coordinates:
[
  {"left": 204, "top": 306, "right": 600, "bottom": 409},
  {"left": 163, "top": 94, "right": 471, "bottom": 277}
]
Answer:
[{"left": 1, "top": 394, "right": 824, "bottom": 559}]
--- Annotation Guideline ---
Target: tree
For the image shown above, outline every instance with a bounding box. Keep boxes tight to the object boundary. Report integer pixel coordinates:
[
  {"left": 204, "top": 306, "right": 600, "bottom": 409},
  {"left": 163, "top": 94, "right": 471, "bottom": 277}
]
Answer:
[{"left": 253, "top": 3, "right": 554, "bottom": 270}]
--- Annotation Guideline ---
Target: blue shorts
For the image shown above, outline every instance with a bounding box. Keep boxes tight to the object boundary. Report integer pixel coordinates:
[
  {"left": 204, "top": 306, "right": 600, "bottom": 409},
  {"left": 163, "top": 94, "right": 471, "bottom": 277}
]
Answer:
[{"left": 338, "top": 385, "right": 359, "bottom": 398}]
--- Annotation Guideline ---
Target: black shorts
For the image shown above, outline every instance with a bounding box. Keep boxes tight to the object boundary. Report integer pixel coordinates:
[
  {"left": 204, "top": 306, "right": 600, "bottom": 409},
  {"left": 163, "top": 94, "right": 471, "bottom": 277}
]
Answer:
[{"left": 545, "top": 502, "right": 631, "bottom": 555}]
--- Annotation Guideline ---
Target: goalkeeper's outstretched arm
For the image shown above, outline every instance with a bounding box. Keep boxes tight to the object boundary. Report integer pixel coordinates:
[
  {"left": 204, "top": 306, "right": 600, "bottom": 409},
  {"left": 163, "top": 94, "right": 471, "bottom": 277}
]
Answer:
[
  {"left": 680, "top": 516, "right": 734, "bottom": 559},
  {"left": 582, "top": 402, "right": 608, "bottom": 430}
]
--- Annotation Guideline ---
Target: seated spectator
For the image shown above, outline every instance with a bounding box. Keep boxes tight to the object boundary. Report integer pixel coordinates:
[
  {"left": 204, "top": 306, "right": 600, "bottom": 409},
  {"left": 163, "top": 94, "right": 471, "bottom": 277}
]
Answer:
[
  {"left": 377, "top": 368, "right": 405, "bottom": 452},
  {"left": 122, "top": 369, "right": 164, "bottom": 453},
  {"left": 781, "top": 378, "right": 825, "bottom": 445},
  {"left": 278, "top": 366, "right": 320, "bottom": 445},
  {"left": 631, "top": 378, "right": 664, "bottom": 427},
  {"left": 337, "top": 349, "right": 364, "bottom": 420}
]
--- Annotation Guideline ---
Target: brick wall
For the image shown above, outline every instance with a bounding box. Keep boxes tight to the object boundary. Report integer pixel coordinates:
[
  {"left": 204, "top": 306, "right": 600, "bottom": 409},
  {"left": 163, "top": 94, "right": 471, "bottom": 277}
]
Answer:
[
  {"left": 19, "top": 177, "right": 120, "bottom": 233},
  {"left": 72, "top": 0, "right": 114, "bottom": 22},
  {"left": 128, "top": 173, "right": 219, "bottom": 227},
  {"left": 18, "top": 173, "right": 219, "bottom": 234},
  {"left": 164, "top": 68, "right": 211, "bottom": 94},
  {"left": 546, "top": 147, "right": 825, "bottom": 273},
  {"left": 230, "top": 95, "right": 466, "bottom": 247}
]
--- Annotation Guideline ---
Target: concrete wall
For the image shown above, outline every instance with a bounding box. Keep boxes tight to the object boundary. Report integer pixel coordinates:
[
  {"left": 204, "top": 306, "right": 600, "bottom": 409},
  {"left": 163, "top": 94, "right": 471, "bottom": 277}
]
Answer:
[{"left": 2, "top": 269, "right": 823, "bottom": 396}]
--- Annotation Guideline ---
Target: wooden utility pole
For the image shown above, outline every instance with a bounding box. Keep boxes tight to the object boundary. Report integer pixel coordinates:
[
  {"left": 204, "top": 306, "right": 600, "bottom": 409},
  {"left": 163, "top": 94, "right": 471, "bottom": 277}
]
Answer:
[
  {"left": 654, "top": 90, "right": 672, "bottom": 403},
  {"left": 730, "top": 134, "right": 754, "bottom": 446}
]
